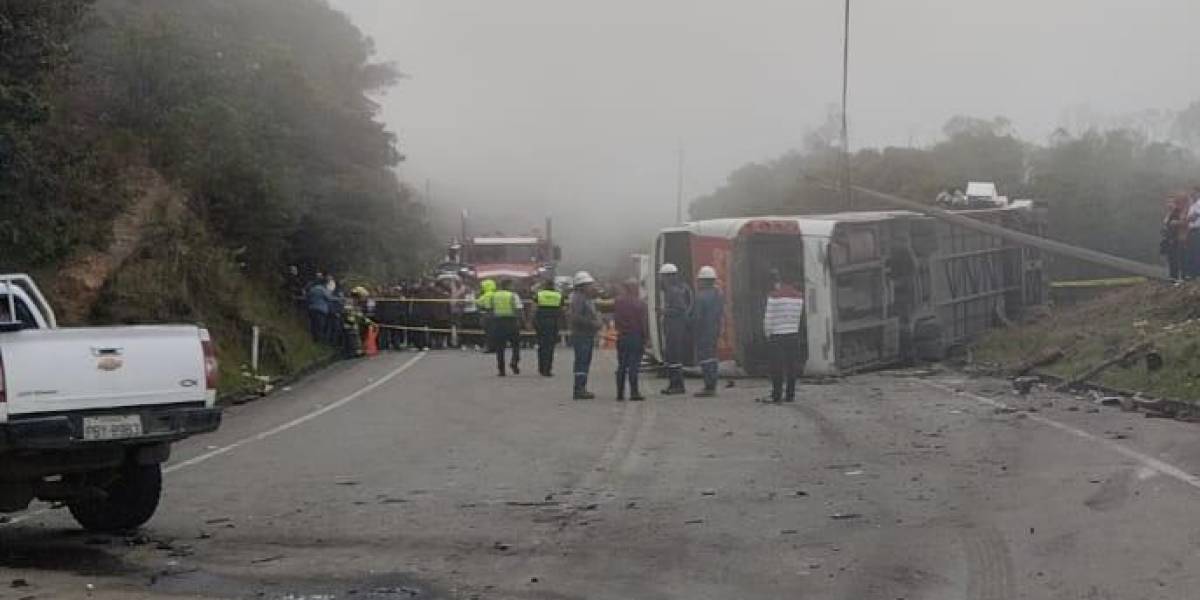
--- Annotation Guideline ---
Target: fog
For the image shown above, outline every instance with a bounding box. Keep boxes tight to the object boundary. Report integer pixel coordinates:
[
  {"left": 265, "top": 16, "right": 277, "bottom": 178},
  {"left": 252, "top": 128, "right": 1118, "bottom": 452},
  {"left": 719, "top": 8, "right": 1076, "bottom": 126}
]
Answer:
[{"left": 330, "top": 0, "right": 1200, "bottom": 273}]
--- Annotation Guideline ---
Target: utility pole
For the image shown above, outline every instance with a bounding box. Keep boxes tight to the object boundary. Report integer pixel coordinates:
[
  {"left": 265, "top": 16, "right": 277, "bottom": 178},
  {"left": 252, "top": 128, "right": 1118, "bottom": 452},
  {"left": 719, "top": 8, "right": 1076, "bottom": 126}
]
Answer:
[
  {"left": 840, "top": 0, "right": 852, "bottom": 209},
  {"left": 675, "top": 141, "right": 685, "bottom": 224}
]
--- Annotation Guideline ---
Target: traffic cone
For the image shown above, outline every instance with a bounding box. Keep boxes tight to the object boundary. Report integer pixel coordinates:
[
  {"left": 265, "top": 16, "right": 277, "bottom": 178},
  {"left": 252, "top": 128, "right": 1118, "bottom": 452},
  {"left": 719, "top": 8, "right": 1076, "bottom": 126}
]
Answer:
[{"left": 364, "top": 324, "right": 380, "bottom": 357}]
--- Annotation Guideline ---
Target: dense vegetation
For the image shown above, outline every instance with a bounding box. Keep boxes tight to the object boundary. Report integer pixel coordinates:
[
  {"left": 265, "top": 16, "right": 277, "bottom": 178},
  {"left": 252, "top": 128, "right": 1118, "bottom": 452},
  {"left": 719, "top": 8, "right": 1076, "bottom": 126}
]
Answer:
[
  {"left": 1, "top": 0, "right": 430, "bottom": 392},
  {"left": 691, "top": 114, "right": 1200, "bottom": 278}
]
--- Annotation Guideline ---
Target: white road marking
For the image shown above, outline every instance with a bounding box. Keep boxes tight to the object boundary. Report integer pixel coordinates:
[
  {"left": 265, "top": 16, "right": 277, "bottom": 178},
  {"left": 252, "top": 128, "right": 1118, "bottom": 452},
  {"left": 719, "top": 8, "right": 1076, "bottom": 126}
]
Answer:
[
  {"left": 2, "top": 352, "right": 427, "bottom": 526},
  {"left": 918, "top": 380, "right": 1200, "bottom": 492},
  {"left": 165, "top": 352, "right": 426, "bottom": 474}
]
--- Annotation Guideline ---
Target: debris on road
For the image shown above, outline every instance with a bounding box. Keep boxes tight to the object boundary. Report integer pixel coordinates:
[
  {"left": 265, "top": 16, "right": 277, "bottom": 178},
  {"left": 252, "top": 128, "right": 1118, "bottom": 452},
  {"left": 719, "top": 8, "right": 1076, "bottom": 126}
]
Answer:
[
  {"left": 684, "top": 519, "right": 705, "bottom": 525},
  {"left": 829, "top": 513, "right": 862, "bottom": 520},
  {"left": 11, "top": 578, "right": 29, "bottom": 588},
  {"left": 493, "top": 542, "right": 512, "bottom": 551},
  {"left": 250, "top": 554, "right": 285, "bottom": 564},
  {"left": 780, "top": 529, "right": 799, "bottom": 535}
]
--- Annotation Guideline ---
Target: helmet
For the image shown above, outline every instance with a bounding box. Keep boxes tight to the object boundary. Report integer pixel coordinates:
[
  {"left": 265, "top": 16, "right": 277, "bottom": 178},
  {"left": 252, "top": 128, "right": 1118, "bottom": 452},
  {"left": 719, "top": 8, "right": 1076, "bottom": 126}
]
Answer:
[
  {"left": 351, "top": 286, "right": 370, "bottom": 298},
  {"left": 573, "top": 271, "right": 595, "bottom": 287},
  {"left": 659, "top": 263, "right": 679, "bottom": 275},
  {"left": 697, "top": 266, "right": 717, "bottom": 280}
]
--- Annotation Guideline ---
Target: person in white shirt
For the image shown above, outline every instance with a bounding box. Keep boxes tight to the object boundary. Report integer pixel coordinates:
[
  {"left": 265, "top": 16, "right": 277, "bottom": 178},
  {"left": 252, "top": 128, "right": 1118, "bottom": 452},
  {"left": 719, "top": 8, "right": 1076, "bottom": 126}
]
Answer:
[
  {"left": 761, "top": 272, "right": 805, "bottom": 403},
  {"left": 1188, "top": 189, "right": 1200, "bottom": 278}
]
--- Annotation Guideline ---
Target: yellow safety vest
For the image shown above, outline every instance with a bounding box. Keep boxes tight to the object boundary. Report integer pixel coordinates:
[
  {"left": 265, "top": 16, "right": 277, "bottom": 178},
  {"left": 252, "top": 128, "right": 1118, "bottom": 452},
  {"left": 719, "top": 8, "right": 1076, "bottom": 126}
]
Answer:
[
  {"left": 536, "top": 289, "right": 563, "bottom": 308},
  {"left": 492, "top": 290, "right": 519, "bottom": 317}
]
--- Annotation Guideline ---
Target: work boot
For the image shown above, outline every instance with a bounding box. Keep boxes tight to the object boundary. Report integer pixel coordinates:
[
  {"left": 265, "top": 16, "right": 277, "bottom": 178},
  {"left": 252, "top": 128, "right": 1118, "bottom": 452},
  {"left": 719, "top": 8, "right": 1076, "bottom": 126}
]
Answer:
[
  {"left": 511, "top": 363, "right": 520, "bottom": 375},
  {"left": 616, "top": 372, "right": 626, "bottom": 401},
  {"left": 693, "top": 388, "right": 717, "bottom": 398},
  {"left": 574, "top": 390, "right": 596, "bottom": 400},
  {"left": 629, "top": 390, "right": 646, "bottom": 401}
]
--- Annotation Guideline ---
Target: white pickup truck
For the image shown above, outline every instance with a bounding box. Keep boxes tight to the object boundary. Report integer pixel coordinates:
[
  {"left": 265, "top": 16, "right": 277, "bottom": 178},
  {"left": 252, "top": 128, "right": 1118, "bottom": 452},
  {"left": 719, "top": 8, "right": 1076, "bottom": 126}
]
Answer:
[{"left": 0, "top": 274, "right": 221, "bottom": 531}]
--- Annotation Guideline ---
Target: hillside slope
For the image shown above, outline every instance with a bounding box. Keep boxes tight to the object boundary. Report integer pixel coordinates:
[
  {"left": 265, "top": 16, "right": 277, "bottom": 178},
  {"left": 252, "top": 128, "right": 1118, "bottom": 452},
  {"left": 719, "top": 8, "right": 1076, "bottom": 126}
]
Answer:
[{"left": 975, "top": 282, "right": 1200, "bottom": 402}]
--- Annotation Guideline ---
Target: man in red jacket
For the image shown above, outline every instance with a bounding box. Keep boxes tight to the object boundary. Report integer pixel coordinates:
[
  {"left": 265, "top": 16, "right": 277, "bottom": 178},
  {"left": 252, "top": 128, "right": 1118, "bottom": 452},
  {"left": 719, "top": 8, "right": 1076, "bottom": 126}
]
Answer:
[{"left": 613, "top": 279, "right": 649, "bottom": 401}]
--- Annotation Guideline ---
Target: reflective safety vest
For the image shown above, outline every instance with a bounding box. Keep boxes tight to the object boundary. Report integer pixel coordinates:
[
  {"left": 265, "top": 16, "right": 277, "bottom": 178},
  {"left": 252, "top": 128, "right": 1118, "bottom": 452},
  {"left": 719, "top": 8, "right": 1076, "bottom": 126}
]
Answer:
[
  {"left": 536, "top": 289, "right": 563, "bottom": 309},
  {"left": 492, "top": 290, "right": 520, "bottom": 317}
]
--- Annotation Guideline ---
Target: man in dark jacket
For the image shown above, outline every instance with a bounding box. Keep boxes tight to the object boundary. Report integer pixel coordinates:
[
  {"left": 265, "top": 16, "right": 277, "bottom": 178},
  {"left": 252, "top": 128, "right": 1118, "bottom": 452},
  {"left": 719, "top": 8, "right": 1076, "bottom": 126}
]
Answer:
[
  {"left": 569, "top": 271, "right": 602, "bottom": 399},
  {"left": 658, "top": 263, "right": 692, "bottom": 395},
  {"left": 692, "top": 266, "right": 724, "bottom": 397},
  {"left": 613, "top": 279, "right": 648, "bottom": 401},
  {"left": 306, "top": 277, "right": 332, "bottom": 343}
]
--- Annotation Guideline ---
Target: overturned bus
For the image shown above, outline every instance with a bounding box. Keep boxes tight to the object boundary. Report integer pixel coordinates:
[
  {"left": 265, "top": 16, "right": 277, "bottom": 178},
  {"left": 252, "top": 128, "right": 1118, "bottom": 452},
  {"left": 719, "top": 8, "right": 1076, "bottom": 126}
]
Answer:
[{"left": 645, "top": 207, "right": 1047, "bottom": 376}]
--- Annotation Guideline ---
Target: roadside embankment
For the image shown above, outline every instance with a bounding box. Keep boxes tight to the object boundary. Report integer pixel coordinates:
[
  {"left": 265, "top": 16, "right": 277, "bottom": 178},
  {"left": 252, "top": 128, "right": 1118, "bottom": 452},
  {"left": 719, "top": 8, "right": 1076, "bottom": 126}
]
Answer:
[{"left": 974, "top": 281, "right": 1200, "bottom": 404}]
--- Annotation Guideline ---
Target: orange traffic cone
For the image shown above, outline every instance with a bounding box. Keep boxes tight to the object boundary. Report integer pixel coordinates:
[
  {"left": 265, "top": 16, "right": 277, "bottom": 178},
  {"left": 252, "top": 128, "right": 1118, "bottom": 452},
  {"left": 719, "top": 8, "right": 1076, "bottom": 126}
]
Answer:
[
  {"left": 601, "top": 322, "right": 617, "bottom": 350},
  {"left": 364, "top": 324, "right": 380, "bottom": 357}
]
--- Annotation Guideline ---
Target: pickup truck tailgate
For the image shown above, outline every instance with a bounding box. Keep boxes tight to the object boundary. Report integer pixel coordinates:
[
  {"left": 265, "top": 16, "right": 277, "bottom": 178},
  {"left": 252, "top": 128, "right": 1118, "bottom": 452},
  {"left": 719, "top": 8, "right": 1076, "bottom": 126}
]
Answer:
[{"left": 1, "top": 326, "right": 208, "bottom": 416}]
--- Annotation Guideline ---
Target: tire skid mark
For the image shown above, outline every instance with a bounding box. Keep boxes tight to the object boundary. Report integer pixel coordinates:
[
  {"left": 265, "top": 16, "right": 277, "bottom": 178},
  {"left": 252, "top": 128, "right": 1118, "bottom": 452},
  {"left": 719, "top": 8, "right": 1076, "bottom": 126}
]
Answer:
[{"left": 962, "top": 525, "right": 1017, "bottom": 600}]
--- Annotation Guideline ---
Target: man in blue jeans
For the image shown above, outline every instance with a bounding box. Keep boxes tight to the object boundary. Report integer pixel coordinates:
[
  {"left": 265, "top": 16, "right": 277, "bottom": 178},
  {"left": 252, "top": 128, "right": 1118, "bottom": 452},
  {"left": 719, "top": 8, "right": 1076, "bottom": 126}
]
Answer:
[
  {"left": 613, "top": 279, "right": 648, "bottom": 401},
  {"left": 569, "top": 271, "right": 602, "bottom": 400}
]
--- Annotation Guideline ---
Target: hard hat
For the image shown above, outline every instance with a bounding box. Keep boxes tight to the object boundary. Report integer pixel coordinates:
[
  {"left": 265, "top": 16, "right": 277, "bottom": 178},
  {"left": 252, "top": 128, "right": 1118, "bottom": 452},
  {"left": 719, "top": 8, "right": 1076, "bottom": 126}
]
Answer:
[
  {"left": 573, "top": 271, "right": 595, "bottom": 286},
  {"left": 697, "top": 266, "right": 717, "bottom": 280},
  {"left": 351, "top": 286, "right": 370, "bottom": 297},
  {"left": 659, "top": 263, "right": 679, "bottom": 275}
]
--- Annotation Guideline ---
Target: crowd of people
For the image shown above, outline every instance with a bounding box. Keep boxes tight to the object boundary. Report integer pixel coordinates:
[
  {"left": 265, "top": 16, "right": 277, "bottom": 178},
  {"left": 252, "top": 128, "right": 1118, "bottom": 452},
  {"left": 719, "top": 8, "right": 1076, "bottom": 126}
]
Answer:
[
  {"left": 1160, "top": 187, "right": 1200, "bottom": 280},
  {"left": 297, "top": 262, "right": 808, "bottom": 405}
]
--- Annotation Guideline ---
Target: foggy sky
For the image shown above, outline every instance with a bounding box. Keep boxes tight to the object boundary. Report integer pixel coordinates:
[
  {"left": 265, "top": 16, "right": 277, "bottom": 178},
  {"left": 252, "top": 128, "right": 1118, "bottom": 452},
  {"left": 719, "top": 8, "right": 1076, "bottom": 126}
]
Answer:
[{"left": 330, "top": 0, "right": 1200, "bottom": 271}]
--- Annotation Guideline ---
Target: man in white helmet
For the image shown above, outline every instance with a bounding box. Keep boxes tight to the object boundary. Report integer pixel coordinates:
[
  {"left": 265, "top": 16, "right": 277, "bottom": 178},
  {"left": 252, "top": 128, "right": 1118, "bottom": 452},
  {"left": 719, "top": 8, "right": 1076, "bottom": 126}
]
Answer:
[
  {"left": 692, "top": 265, "right": 724, "bottom": 397},
  {"left": 658, "top": 263, "right": 692, "bottom": 395},
  {"left": 568, "top": 271, "right": 602, "bottom": 399}
]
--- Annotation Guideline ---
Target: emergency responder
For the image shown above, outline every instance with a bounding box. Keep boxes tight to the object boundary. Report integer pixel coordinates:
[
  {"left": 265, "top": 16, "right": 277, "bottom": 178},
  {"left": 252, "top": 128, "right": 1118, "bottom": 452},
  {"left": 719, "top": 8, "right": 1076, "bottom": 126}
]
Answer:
[
  {"left": 692, "top": 266, "right": 724, "bottom": 397},
  {"left": 569, "top": 271, "right": 602, "bottom": 399},
  {"left": 490, "top": 279, "right": 523, "bottom": 376},
  {"left": 476, "top": 279, "right": 497, "bottom": 352},
  {"left": 534, "top": 278, "right": 564, "bottom": 376},
  {"left": 658, "top": 263, "right": 693, "bottom": 395},
  {"left": 342, "top": 286, "right": 373, "bottom": 358}
]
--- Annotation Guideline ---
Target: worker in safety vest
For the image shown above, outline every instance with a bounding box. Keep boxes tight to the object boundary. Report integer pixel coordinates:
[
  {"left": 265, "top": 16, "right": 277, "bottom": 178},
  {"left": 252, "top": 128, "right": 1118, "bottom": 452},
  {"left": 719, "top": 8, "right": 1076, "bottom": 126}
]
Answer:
[
  {"left": 658, "top": 263, "right": 693, "bottom": 395},
  {"left": 476, "top": 279, "right": 497, "bottom": 352},
  {"left": 490, "top": 279, "right": 523, "bottom": 376},
  {"left": 692, "top": 266, "right": 724, "bottom": 397},
  {"left": 534, "top": 278, "right": 563, "bottom": 376}
]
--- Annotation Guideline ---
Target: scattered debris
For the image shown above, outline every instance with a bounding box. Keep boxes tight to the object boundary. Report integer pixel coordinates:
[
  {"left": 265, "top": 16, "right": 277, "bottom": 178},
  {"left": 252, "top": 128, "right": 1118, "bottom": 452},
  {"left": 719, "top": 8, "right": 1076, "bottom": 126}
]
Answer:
[
  {"left": 700, "top": 490, "right": 716, "bottom": 496},
  {"left": 250, "top": 554, "right": 285, "bottom": 564},
  {"left": 11, "top": 578, "right": 29, "bottom": 588},
  {"left": 684, "top": 519, "right": 705, "bottom": 525},
  {"left": 843, "top": 470, "right": 864, "bottom": 476},
  {"left": 1012, "top": 376, "right": 1040, "bottom": 395},
  {"left": 204, "top": 517, "right": 232, "bottom": 525},
  {"left": 794, "top": 490, "right": 809, "bottom": 497},
  {"left": 505, "top": 501, "right": 558, "bottom": 507},
  {"left": 829, "top": 513, "right": 862, "bottom": 520},
  {"left": 780, "top": 529, "right": 799, "bottom": 535},
  {"left": 493, "top": 542, "right": 512, "bottom": 551},
  {"left": 379, "top": 498, "right": 409, "bottom": 504}
]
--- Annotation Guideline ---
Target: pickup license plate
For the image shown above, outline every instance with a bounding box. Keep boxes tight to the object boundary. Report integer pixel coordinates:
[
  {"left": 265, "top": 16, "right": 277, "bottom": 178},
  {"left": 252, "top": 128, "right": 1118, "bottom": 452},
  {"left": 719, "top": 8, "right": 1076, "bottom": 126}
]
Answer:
[{"left": 82, "top": 415, "right": 143, "bottom": 441}]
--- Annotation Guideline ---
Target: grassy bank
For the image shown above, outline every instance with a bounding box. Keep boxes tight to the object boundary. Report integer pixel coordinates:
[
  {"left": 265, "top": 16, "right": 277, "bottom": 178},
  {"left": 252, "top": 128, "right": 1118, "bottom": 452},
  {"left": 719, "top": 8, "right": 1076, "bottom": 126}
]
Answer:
[{"left": 974, "top": 282, "right": 1200, "bottom": 402}]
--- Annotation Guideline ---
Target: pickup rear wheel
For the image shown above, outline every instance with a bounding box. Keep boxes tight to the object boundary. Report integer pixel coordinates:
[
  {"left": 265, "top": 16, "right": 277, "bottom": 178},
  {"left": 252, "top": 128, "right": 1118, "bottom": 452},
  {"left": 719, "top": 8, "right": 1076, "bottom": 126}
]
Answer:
[{"left": 67, "top": 463, "right": 162, "bottom": 532}]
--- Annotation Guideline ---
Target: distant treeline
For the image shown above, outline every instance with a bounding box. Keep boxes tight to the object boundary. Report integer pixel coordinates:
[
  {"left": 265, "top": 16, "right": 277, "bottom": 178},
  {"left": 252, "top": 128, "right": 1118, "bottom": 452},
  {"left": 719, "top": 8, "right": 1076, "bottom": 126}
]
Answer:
[
  {"left": 0, "top": 0, "right": 429, "bottom": 280},
  {"left": 691, "top": 113, "right": 1200, "bottom": 279}
]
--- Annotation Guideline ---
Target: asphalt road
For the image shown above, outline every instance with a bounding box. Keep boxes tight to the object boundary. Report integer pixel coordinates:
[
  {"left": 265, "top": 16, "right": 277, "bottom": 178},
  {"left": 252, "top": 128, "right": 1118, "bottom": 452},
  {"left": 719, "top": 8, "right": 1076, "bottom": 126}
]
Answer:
[{"left": 4, "top": 348, "right": 1200, "bottom": 599}]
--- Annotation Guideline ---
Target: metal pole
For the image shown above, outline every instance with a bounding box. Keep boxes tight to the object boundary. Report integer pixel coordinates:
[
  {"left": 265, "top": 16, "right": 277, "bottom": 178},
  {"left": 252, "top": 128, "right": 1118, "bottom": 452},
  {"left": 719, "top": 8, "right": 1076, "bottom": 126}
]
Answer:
[
  {"left": 676, "top": 141, "right": 685, "bottom": 223},
  {"left": 251, "top": 325, "right": 260, "bottom": 375},
  {"left": 826, "top": 180, "right": 1168, "bottom": 280},
  {"left": 840, "top": 0, "right": 852, "bottom": 209}
]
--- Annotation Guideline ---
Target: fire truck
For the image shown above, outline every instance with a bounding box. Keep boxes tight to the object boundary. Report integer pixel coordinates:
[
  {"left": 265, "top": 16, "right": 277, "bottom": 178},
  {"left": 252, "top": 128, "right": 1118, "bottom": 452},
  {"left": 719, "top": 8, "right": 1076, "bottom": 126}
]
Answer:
[{"left": 458, "top": 218, "right": 562, "bottom": 294}]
